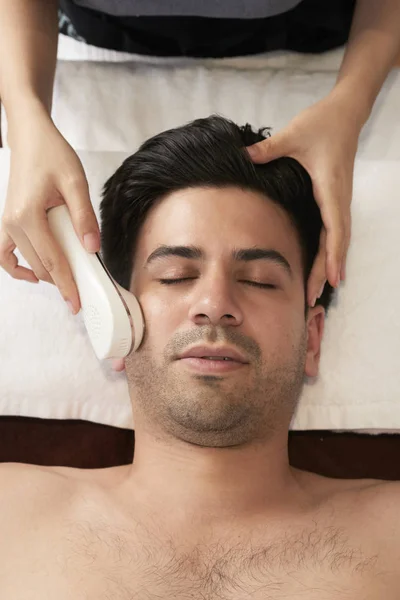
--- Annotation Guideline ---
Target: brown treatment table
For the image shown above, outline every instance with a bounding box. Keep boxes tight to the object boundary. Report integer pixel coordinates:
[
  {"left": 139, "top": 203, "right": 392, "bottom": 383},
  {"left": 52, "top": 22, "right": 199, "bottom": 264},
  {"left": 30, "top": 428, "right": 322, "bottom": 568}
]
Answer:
[{"left": 0, "top": 416, "right": 399, "bottom": 481}]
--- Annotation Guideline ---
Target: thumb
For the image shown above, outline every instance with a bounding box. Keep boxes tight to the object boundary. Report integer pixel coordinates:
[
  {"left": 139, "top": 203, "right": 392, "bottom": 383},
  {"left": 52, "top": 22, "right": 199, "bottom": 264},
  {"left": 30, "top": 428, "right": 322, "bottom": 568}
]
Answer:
[
  {"left": 247, "top": 132, "right": 287, "bottom": 164},
  {"left": 60, "top": 175, "right": 101, "bottom": 253}
]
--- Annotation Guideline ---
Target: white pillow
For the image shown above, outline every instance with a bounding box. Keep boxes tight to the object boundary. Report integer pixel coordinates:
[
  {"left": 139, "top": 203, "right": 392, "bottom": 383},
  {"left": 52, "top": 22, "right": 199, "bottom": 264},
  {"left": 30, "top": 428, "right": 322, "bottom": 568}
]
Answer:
[
  {"left": 1, "top": 46, "right": 400, "bottom": 431},
  {"left": 1, "top": 149, "right": 399, "bottom": 431}
]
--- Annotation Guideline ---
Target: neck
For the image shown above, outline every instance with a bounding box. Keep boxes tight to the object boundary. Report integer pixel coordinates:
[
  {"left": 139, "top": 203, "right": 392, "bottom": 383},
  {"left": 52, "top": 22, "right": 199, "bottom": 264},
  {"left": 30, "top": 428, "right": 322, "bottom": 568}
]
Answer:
[{"left": 115, "top": 416, "right": 312, "bottom": 531}]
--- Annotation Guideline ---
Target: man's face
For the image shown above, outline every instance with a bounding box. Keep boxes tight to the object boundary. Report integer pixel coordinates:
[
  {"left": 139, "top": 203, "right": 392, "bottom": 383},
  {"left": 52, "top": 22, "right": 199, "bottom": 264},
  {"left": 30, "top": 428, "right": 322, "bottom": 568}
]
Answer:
[{"left": 125, "top": 186, "right": 324, "bottom": 447}]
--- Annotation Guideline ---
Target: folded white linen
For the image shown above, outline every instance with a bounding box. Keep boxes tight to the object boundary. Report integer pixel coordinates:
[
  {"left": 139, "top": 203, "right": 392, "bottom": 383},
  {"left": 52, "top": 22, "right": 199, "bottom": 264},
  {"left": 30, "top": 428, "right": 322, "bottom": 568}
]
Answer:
[
  {"left": 1, "top": 35, "right": 399, "bottom": 431},
  {"left": 1, "top": 150, "right": 399, "bottom": 431}
]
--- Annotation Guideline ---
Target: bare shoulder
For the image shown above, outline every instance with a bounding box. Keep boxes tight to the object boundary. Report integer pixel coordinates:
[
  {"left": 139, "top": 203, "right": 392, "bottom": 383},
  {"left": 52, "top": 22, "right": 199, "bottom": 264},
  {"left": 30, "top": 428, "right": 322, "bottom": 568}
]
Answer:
[
  {"left": 0, "top": 462, "right": 126, "bottom": 516},
  {"left": 0, "top": 460, "right": 77, "bottom": 485},
  {"left": 301, "top": 469, "right": 400, "bottom": 517},
  {"left": 294, "top": 467, "right": 396, "bottom": 500},
  {"left": 0, "top": 462, "right": 78, "bottom": 522},
  {"left": 348, "top": 478, "right": 400, "bottom": 565},
  {"left": 297, "top": 469, "right": 400, "bottom": 532},
  {"left": 0, "top": 461, "right": 120, "bottom": 485},
  {"left": 356, "top": 478, "right": 400, "bottom": 524}
]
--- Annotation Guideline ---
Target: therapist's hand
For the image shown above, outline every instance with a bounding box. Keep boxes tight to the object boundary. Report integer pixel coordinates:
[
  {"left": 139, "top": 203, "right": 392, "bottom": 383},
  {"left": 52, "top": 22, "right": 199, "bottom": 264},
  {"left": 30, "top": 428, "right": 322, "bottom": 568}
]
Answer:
[
  {"left": 247, "top": 89, "right": 362, "bottom": 307},
  {"left": 0, "top": 103, "right": 100, "bottom": 315}
]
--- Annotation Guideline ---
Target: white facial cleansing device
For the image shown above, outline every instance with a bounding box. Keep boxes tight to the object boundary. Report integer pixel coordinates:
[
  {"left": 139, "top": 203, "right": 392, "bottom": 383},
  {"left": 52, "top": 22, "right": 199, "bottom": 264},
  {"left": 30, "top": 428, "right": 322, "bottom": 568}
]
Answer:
[{"left": 47, "top": 205, "right": 145, "bottom": 360}]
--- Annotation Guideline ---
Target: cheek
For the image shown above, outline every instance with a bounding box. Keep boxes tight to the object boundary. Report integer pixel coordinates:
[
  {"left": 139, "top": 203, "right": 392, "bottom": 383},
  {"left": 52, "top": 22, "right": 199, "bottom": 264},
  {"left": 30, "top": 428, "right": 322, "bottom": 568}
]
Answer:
[
  {"left": 139, "top": 287, "right": 172, "bottom": 319},
  {"left": 249, "top": 310, "right": 300, "bottom": 359},
  {"left": 139, "top": 291, "right": 181, "bottom": 344}
]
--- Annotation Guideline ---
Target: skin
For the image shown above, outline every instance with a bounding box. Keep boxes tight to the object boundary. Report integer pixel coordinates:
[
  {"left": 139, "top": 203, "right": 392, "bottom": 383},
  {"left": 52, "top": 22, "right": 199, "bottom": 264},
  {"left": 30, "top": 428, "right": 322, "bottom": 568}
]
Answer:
[{"left": 108, "top": 185, "right": 325, "bottom": 528}]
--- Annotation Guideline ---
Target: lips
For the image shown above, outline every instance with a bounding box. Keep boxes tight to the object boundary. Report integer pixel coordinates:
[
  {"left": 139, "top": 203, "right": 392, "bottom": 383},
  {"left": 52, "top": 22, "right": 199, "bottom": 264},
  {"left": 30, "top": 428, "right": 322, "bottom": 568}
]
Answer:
[{"left": 178, "top": 345, "right": 248, "bottom": 363}]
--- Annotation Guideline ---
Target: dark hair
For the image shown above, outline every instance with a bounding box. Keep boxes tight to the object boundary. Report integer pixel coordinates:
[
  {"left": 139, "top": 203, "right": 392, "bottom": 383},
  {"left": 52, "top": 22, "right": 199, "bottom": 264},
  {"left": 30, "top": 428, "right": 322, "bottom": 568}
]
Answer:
[{"left": 99, "top": 115, "right": 334, "bottom": 314}]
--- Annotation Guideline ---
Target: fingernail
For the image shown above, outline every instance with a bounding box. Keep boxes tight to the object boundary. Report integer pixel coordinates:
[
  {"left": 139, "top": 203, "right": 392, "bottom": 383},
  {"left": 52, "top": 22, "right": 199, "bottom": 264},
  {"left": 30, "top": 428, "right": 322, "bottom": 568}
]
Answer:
[
  {"left": 84, "top": 232, "right": 100, "bottom": 253},
  {"left": 311, "top": 295, "right": 317, "bottom": 308},
  {"left": 336, "top": 274, "right": 340, "bottom": 288},
  {"left": 66, "top": 300, "right": 75, "bottom": 315},
  {"left": 318, "top": 282, "right": 325, "bottom": 299}
]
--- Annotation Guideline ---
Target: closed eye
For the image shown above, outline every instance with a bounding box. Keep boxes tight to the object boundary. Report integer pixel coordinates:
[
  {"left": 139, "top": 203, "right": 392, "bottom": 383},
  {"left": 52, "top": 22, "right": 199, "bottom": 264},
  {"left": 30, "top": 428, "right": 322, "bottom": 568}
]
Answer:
[
  {"left": 158, "top": 278, "right": 276, "bottom": 289},
  {"left": 243, "top": 281, "right": 276, "bottom": 289}
]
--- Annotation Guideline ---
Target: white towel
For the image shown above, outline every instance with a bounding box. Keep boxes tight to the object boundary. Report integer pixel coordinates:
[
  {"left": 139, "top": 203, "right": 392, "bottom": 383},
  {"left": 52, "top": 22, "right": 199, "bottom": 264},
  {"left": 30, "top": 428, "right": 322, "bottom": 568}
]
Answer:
[
  {"left": 1, "top": 36, "right": 399, "bottom": 431},
  {"left": 1, "top": 151, "right": 399, "bottom": 431}
]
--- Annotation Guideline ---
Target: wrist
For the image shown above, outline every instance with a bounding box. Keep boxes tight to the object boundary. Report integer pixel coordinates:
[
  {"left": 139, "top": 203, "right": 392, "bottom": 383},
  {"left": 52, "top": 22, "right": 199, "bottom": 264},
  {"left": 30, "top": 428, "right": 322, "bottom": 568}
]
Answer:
[
  {"left": 5, "top": 95, "right": 52, "bottom": 149},
  {"left": 329, "top": 80, "right": 373, "bottom": 131}
]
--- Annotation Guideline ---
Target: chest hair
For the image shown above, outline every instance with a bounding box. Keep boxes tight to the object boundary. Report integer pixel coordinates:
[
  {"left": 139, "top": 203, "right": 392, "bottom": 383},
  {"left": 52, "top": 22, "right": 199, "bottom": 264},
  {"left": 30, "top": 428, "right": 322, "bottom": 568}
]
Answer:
[{"left": 60, "top": 515, "right": 381, "bottom": 599}]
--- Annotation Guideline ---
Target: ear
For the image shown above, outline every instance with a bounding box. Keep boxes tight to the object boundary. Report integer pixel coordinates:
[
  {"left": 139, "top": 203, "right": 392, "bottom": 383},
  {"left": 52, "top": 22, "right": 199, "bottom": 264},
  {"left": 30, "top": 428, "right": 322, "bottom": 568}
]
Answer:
[
  {"left": 112, "top": 358, "right": 126, "bottom": 372},
  {"left": 304, "top": 305, "right": 325, "bottom": 378}
]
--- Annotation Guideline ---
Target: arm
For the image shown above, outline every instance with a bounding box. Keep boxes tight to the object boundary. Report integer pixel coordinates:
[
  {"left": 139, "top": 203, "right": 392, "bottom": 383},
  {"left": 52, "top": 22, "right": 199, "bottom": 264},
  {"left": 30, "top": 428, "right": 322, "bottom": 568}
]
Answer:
[
  {"left": 332, "top": 0, "right": 400, "bottom": 127},
  {"left": 248, "top": 0, "right": 400, "bottom": 304},
  {"left": 0, "top": 0, "right": 100, "bottom": 314},
  {"left": 0, "top": 0, "right": 58, "bottom": 148}
]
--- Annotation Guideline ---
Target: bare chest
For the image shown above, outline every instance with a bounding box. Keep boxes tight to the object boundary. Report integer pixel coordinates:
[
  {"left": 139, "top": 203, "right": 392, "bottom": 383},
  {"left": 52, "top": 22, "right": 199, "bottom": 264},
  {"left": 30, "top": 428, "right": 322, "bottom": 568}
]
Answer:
[{"left": 0, "top": 513, "right": 394, "bottom": 600}]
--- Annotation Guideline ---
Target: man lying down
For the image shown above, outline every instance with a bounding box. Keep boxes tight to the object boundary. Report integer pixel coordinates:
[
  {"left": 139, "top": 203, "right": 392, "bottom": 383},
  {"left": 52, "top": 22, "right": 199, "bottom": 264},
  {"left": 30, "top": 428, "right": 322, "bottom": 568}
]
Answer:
[{"left": 1, "top": 115, "right": 399, "bottom": 598}]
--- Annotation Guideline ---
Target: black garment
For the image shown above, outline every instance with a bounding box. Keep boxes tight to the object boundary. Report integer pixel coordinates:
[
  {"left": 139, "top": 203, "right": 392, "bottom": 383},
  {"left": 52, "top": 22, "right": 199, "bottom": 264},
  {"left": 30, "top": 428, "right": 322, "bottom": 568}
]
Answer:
[{"left": 59, "top": 0, "right": 356, "bottom": 59}]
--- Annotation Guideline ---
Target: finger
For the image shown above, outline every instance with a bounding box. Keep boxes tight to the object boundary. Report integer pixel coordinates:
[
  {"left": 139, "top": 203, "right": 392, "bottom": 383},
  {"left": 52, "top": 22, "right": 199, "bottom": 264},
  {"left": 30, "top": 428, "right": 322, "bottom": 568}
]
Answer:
[
  {"left": 112, "top": 358, "right": 125, "bottom": 372},
  {"left": 246, "top": 131, "right": 288, "bottom": 164},
  {"left": 3, "top": 220, "right": 55, "bottom": 285},
  {"left": 312, "top": 178, "right": 346, "bottom": 288},
  {"left": 59, "top": 175, "right": 100, "bottom": 253},
  {"left": 22, "top": 212, "right": 81, "bottom": 312},
  {"left": 340, "top": 213, "right": 352, "bottom": 281},
  {"left": 0, "top": 226, "right": 40, "bottom": 283},
  {"left": 307, "top": 227, "right": 327, "bottom": 307}
]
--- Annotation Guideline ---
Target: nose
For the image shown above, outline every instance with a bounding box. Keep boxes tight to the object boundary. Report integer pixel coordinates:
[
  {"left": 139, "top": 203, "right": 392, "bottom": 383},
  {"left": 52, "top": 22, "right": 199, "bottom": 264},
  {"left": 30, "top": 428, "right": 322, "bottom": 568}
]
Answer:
[{"left": 187, "top": 272, "right": 244, "bottom": 327}]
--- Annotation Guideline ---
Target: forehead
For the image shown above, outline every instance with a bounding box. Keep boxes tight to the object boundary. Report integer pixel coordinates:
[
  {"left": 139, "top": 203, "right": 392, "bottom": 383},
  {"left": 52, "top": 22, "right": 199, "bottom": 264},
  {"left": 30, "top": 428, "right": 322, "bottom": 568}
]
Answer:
[{"left": 135, "top": 186, "right": 303, "bottom": 270}]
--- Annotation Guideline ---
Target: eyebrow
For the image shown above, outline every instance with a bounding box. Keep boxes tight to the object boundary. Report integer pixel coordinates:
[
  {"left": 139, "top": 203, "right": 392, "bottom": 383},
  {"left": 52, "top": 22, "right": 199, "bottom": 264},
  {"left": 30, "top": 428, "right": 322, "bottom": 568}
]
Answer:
[{"left": 145, "top": 245, "right": 293, "bottom": 279}]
